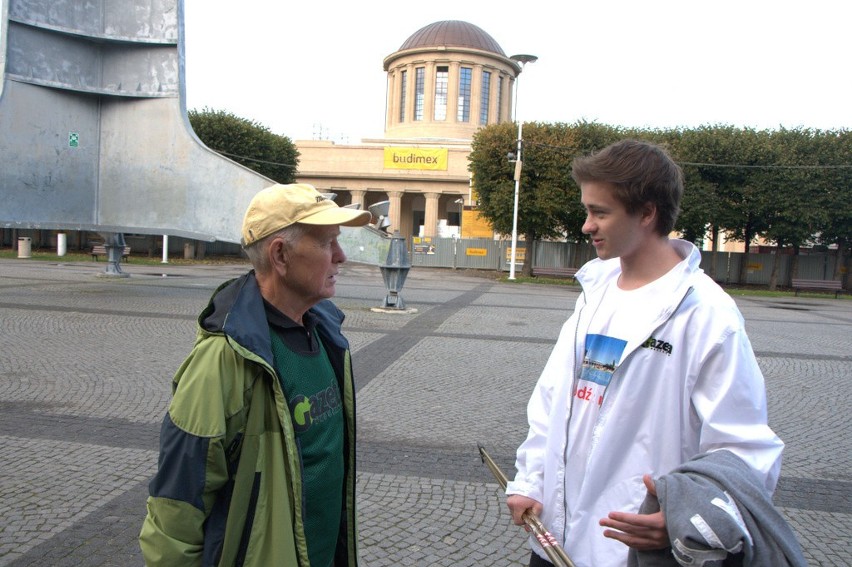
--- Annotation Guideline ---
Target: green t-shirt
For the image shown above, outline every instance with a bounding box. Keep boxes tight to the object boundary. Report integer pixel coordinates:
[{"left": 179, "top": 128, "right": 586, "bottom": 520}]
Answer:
[{"left": 270, "top": 328, "right": 344, "bottom": 567}]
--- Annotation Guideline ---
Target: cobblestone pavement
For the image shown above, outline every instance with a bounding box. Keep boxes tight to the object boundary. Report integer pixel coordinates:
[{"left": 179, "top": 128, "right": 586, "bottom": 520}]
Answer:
[{"left": 0, "top": 258, "right": 849, "bottom": 566}]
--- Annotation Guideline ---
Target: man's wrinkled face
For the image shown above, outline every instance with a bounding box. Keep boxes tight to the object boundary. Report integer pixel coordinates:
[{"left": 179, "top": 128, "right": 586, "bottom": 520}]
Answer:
[{"left": 282, "top": 225, "right": 347, "bottom": 305}]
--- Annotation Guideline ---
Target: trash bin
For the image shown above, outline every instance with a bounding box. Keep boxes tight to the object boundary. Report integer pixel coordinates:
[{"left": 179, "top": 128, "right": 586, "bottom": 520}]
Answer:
[
  {"left": 57, "top": 233, "right": 67, "bottom": 257},
  {"left": 17, "top": 237, "right": 32, "bottom": 259}
]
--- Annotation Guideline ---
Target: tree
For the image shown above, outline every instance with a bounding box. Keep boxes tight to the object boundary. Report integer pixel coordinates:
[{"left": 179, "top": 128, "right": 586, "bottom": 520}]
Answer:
[
  {"left": 188, "top": 107, "right": 299, "bottom": 183},
  {"left": 759, "top": 128, "right": 830, "bottom": 288},
  {"left": 812, "top": 129, "right": 852, "bottom": 285},
  {"left": 470, "top": 120, "right": 849, "bottom": 285},
  {"left": 468, "top": 122, "right": 570, "bottom": 275},
  {"left": 468, "top": 121, "right": 621, "bottom": 275},
  {"left": 676, "top": 125, "right": 773, "bottom": 284}
]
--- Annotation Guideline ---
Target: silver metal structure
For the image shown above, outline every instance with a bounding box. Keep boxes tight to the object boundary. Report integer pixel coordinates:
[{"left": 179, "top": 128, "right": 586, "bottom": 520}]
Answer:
[{"left": 0, "top": 1, "right": 270, "bottom": 270}]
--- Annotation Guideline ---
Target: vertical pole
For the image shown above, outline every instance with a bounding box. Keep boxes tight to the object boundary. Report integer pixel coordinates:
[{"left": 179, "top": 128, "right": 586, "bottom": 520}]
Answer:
[
  {"left": 161, "top": 235, "right": 169, "bottom": 264},
  {"left": 509, "top": 102, "right": 523, "bottom": 279},
  {"left": 509, "top": 63, "right": 524, "bottom": 280},
  {"left": 507, "top": 55, "right": 536, "bottom": 280}
]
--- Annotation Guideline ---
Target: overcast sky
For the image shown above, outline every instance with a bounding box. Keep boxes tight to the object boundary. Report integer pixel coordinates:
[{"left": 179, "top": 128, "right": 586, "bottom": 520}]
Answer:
[{"left": 183, "top": 0, "right": 851, "bottom": 143}]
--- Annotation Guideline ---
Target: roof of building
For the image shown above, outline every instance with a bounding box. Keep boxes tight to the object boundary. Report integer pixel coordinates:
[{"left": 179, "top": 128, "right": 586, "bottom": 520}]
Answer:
[{"left": 398, "top": 20, "right": 506, "bottom": 56}]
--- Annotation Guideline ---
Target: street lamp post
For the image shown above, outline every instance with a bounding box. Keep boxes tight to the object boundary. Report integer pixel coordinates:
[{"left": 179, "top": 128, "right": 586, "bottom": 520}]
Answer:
[
  {"left": 453, "top": 198, "right": 464, "bottom": 269},
  {"left": 508, "top": 54, "right": 537, "bottom": 280}
]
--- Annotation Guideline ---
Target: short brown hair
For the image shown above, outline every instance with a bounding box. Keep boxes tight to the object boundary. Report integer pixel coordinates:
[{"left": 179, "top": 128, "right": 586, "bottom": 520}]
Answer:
[{"left": 571, "top": 139, "right": 683, "bottom": 235}]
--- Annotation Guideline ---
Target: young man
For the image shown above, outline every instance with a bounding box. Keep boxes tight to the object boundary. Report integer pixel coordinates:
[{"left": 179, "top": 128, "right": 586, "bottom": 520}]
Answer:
[
  {"left": 140, "top": 183, "right": 371, "bottom": 566},
  {"left": 505, "top": 140, "right": 785, "bottom": 567}
]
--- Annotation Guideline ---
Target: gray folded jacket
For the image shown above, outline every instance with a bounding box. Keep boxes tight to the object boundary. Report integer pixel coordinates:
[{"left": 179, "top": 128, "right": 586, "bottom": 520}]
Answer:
[{"left": 627, "top": 450, "right": 807, "bottom": 567}]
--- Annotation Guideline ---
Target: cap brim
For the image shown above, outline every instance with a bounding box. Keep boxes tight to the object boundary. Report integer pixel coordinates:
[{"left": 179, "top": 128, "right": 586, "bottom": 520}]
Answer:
[{"left": 299, "top": 207, "right": 372, "bottom": 227}]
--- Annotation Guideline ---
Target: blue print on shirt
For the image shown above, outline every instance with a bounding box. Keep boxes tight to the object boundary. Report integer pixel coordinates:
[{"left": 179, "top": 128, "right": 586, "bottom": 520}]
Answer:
[{"left": 581, "top": 334, "right": 627, "bottom": 387}]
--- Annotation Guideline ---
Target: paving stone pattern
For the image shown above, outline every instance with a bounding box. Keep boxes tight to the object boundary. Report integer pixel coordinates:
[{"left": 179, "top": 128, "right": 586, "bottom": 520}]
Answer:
[{"left": 0, "top": 259, "right": 849, "bottom": 566}]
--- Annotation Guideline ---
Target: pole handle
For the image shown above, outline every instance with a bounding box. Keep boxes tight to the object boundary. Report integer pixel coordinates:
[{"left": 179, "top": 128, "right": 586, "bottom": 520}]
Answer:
[{"left": 477, "top": 445, "right": 576, "bottom": 567}]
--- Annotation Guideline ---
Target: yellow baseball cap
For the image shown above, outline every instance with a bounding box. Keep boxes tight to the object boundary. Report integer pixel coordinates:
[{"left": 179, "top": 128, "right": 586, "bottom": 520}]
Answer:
[{"left": 241, "top": 183, "right": 371, "bottom": 246}]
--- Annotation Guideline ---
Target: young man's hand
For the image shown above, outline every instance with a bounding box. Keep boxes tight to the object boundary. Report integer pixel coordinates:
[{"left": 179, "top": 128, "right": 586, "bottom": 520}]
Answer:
[
  {"left": 599, "top": 475, "right": 669, "bottom": 550},
  {"left": 507, "top": 494, "right": 543, "bottom": 528}
]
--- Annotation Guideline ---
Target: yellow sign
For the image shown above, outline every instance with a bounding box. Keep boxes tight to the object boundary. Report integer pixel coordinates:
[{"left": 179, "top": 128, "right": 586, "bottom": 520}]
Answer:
[
  {"left": 412, "top": 236, "right": 435, "bottom": 255},
  {"left": 460, "top": 209, "right": 493, "bottom": 238},
  {"left": 506, "top": 246, "right": 526, "bottom": 262},
  {"left": 465, "top": 248, "right": 488, "bottom": 256},
  {"left": 384, "top": 147, "right": 448, "bottom": 170}
]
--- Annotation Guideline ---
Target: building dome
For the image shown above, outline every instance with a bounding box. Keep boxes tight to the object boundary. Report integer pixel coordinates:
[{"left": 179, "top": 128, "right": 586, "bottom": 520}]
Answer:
[
  {"left": 383, "top": 20, "right": 520, "bottom": 141},
  {"left": 398, "top": 20, "right": 506, "bottom": 56}
]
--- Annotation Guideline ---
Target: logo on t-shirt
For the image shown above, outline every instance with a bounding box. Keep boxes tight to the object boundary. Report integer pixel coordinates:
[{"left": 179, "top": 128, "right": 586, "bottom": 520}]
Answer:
[
  {"left": 641, "top": 335, "right": 673, "bottom": 356},
  {"left": 289, "top": 386, "right": 342, "bottom": 433}
]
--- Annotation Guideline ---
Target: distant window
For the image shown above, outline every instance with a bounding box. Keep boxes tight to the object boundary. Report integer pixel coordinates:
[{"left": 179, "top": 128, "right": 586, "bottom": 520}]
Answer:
[
  {"left": 414, "top": 67, "right": 425, "bottom": 121},
  {"left": 434, "top": 66, "right": 449, "bottom": 121},
  {"left": 399, "top": 70, "right": 407, "bottom": 122},
  {"left": 458, "top": 67, "right": 472, "bottom": 122},
  {"left": 480, "top": 70, "right": 491, "bottom": 125},
  {"left": 497, "top": 76, "right": 503, "bottom": 121}
]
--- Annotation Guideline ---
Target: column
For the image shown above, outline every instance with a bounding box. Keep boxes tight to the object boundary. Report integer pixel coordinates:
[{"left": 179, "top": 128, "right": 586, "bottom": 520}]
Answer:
[
  {"left": 448, "top": 61, "right": 461, "bottom": 123},
  {"left": 385, "top": 69, "right": 396, "bottom": 131},
  {"left": 423, "top": 192, "right": 440, "bottom": 238},
  {"left": 501, "top": 74, "right": 512, "bottom": 122},
  {"left": 423, "top": 62, "right": 435, "bottom": 125},
  {"left": 508, "top": 76, "right": 517, "bottom": 121},
  {"left": 489, "top": 69, "right": 499, "bottom": 124},
  {"left": 471, "top": 64, "right": 483, "bottom": 126},
  {"left": 350, "top": 190, "right": 366, "bottom": 209},
  {"left": 388, "top": 191, "right": 404, "bottom": 234},
  {"left": 406, "top": 63, "right": 415, "bottom": 123}
]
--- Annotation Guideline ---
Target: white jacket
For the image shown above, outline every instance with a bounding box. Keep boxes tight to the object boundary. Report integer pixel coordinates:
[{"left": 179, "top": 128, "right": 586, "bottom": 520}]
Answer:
[{"left": 506, "top": 240, "right": 784, "bottom": 567}]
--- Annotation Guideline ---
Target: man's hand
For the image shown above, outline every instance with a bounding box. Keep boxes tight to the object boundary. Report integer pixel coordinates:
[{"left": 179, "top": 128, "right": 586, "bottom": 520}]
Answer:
[
  {"left": 600, "top": 475, "right": 669, "bottom": 550},
  {"left": 506, "top": 494, "right": 543, "bottom": 527}
]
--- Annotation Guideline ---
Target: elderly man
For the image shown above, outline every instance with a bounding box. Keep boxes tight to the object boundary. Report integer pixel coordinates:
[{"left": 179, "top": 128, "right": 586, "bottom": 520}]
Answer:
[{"left": 140, "top": 183, "right": 370, "bottom": 567}]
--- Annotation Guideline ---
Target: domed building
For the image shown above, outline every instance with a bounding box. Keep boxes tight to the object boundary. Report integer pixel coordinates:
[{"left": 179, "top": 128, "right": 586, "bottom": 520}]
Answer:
[
  {"left": 383, "top": 20, "right": 520, "bottom": 140},
  {"left": 295, "top": 20, "right": 525, "bottom": 240}
]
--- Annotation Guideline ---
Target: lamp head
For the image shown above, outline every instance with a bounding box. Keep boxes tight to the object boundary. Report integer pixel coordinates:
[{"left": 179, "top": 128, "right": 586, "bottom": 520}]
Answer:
[
  {"left": 368, "top": 200, "right": 392, "bottom": 233},
  {"left": 510, "top": 54, "right": 538, "bottom": 66}
]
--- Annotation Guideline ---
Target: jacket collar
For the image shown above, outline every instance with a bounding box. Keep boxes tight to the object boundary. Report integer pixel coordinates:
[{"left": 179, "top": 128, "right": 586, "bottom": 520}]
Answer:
[
  {"left": 200, "top": 271, "right": 348, "bottom": 368},
  {"left": 576, "top": 239, "right": 702, "bottom": 296}
]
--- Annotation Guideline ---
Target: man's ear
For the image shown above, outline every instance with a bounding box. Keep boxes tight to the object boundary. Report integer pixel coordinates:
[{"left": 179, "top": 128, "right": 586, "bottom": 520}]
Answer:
[
  {"left": 268, "top": 238, "right": 288, "bottom": 275},
  {"left": 640, "top": 202, "right": 657, "bottom": 228}
]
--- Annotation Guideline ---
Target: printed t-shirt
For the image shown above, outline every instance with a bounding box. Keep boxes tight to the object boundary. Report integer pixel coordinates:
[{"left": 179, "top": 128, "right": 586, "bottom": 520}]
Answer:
[
  {"left": 564, "top": 267, "right": 681, "bottom": 513},
  {"left": 265, "top": 303, "right": 344, "bottom": 567}
]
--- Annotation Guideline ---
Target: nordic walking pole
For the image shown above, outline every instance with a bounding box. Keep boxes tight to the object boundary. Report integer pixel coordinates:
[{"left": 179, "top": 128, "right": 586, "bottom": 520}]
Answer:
[{"left": 478, "top": 444, "right": 576, "bottom": 567}]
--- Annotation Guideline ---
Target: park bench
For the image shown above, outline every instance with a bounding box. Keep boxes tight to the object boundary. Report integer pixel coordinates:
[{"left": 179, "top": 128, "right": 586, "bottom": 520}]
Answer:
[
  {"left": 532, "top": 266, "right": 578, "bottom": 279},
  {"left": 91, "top": 244, "right": 131, "bottom": 262},
  {"left": 791, "top": 278, "right": 844, "bottom": 298}
]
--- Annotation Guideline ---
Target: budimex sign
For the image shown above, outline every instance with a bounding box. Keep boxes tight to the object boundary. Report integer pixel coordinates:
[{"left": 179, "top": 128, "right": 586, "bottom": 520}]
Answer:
[{"left": 384, "top": 147, "right": 448, "bottom": 171}]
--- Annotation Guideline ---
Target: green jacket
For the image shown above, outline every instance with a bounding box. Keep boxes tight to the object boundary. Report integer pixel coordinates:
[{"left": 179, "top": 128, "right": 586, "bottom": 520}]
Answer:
[{"left": 139, "top": 272, "right": 358, "bottom": 566}]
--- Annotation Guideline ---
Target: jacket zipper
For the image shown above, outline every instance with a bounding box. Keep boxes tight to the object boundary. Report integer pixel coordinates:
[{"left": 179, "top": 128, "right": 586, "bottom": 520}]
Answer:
[{"left": 560, "top": 284, "right": 694, "bottom": 544}]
